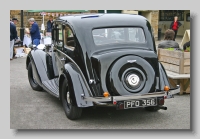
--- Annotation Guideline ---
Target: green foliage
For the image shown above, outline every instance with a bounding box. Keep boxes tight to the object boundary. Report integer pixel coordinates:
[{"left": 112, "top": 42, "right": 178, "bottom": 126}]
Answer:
[{"left": 186, "top": 47, "right": 190, "bottom": 52}]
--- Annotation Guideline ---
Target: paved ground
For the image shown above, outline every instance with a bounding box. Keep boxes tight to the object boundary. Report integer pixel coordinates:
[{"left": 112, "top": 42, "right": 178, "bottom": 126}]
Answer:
[{"left": 10, "top": 56, "right": 190, "bottom": 129}]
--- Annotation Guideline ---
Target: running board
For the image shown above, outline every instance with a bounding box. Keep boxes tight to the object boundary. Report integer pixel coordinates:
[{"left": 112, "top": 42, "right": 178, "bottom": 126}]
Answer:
[{"left": 42, "top": 78, "right": 59, "bottom": 97}]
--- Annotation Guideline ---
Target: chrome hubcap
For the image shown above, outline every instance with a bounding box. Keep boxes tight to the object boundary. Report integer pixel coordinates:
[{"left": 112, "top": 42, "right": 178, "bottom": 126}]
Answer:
[
  {"left": 126, "top": 74, "right": 140, "bottom": 87},
  {"left": 66, "top": 92, "right": 71, "bottom": 104}
]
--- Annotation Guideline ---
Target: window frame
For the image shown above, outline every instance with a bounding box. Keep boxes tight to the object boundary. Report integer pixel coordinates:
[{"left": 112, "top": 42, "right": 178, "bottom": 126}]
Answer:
[
  {"left": 92, "top": 27, "right": 146, "bottom": 46},
  {"left": 159, "top": 10, "right": 184, "bottom": 21},
  {"left": 63, "top": 24, "right": 76, "bottom": 51},
  {"left": 54, "top": 23, "right": 64, "bottom": 49}
]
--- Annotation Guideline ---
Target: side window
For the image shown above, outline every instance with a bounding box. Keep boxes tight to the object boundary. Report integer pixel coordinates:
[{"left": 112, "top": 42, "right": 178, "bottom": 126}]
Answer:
[
  {"left": 56, "top": 24, "right": 64, "bottom": 49},
  {"left": 64, "top": 26, "right": 75, "bottom": 51}
]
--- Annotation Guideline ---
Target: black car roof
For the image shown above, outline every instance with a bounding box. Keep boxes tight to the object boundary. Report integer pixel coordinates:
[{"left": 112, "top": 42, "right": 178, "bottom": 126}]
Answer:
[
  {"left": 58, "top": 13, "right": 148, "bottom": 29},
  {"left": 55, "top": 14, "right": 155, "bottom": 55}
]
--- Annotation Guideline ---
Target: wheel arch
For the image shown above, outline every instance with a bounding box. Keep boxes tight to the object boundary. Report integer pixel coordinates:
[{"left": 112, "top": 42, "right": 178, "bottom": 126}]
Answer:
[
  {"left": 59, "top": 74, "right": 67, "bottom": 100},
  {"left": 59, "top": 63, "right": 93, "bottom": 108},
  {"left": 158, "top": 62, "right": 173, "bottom": 89},
  {"left": 26, "top": 54, "right": 31, "bottom": 70}
]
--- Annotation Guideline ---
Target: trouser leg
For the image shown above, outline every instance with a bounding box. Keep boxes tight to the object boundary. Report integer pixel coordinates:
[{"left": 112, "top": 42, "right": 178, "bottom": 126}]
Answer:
[
  {"left": 10, "top": 40, "right": 14, "bottom": 59},
  {"left": 33, "top": 39, "right": 40, "bottom": 46},
  {"left": 13, "top": 45, "right": 15, "bottom": 57},
  {"left": 173, "top": 30, "right": 177, "bottom": 41}
]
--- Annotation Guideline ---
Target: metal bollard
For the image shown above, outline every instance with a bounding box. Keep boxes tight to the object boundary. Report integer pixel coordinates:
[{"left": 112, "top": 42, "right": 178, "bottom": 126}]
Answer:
[{"left": 158, "top": 28, "right": 162, "bottom": 41}]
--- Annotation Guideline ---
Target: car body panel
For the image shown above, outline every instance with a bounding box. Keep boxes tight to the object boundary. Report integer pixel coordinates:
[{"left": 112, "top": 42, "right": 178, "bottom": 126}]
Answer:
[
  {"left": 64, "top": 63, "right": 94, "bottom": 107},
  {"left": 26, "top": 14, "right": 180, "bottom": 110}
]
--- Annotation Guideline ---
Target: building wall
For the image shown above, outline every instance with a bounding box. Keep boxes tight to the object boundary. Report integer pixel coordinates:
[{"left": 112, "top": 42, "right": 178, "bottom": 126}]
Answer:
[
  {"left": 121, "top": 10, "right": 159, "bottom": 39},
  {"left": 140, "top": 10, "right": 159, "bottom": 39},
  {"left": 158, "top": 10, "right": 190, "bottom": 36},
  {"left": 10, "top": 10, "right": 28, "bottom": 36},
  {"left": 122, "top": 10, "right": 138, "bottom": 14}
]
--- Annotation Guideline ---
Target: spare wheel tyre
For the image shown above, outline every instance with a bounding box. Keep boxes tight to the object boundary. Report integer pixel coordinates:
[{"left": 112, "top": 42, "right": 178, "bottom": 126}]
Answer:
[{"left": 107, "top": 55, "right": 155, "bottom": 96}]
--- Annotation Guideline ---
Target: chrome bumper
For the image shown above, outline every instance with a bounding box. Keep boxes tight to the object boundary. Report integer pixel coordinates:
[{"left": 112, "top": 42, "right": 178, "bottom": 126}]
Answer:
[
  {"left": 82, "top": 86, "right": 180, "bottom": 105},
  {"left": 165, "top": 86, "right": 180, "bottom": 99}
]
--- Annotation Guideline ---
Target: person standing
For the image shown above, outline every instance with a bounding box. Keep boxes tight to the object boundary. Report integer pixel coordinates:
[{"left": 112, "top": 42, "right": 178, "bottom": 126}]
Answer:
[
  {"left": 47, "top": 15, "right": 53, "bottom": 32},
  {"left": 11, "top": 18, "right": 20, "bottom": 59},
  {"left": 26, "top": 18, "right": 41, "bottom": 46},
  {"left": 10, "top": 18, "right": 18, "bottom": 60},
  {"left": 170, "top": 16, "right": 182, "bottom": 41}
]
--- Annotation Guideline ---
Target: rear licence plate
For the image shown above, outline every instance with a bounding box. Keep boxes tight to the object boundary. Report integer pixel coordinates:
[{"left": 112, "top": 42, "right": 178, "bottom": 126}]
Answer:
[{"left": 124, "top": 98, "right": 157, "bottom": 109}]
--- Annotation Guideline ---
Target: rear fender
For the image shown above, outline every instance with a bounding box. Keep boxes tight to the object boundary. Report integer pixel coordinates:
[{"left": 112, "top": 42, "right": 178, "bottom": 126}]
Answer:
[
  {"left": 158, "top": 62, "right": 173, "bottom": 89},
  {"left": 61, "top": 63, "right": 93, "bottom": 107}
]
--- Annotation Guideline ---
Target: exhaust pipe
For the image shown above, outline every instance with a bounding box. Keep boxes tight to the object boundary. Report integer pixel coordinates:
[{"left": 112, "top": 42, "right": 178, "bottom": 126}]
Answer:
[{"left": 159, "top": 106, "right": 167, "bottom": 110}]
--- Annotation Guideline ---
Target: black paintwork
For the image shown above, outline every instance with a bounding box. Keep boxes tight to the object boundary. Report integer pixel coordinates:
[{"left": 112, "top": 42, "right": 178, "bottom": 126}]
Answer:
[{"left": 26, "top": 13, "right": 173, "bottom": 107}]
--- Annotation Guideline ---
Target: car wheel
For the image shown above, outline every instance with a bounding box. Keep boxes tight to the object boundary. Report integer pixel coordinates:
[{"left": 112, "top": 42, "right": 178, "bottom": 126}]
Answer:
[
  {"left": 28, "top": 62, "right": 43, "bottom": 91},
  {"left": 107, "top": 55, "right": 155, "bottom": 96},
  {"left": 61, "top": 79, "right": 82, "bottom": 120},
  {"left": 145, "top": 106, "right": 160, "bottom": 112}
]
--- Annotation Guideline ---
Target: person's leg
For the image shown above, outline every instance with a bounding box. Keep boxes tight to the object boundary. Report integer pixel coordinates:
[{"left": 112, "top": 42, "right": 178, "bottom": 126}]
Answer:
[
  {"left": 10, "top": 40, "right": 14, "bottom": 60},
  {"left": 13, "top": 46, "right": 17, "bottom": 59},
  {"left": 173, "top": 30, "right": 177, "bottom": 41},
  {"left": 33, "top": 39, "right": 40, "bottom": 46}
]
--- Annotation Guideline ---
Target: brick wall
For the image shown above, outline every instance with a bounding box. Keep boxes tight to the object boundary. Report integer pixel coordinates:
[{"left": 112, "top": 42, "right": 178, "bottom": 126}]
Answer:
[
  {"left": 10, "top": 10, "right": 26, "bottom": 36},
  {"left": 150, "top": 10, "right": 159, "bottom": 39}
]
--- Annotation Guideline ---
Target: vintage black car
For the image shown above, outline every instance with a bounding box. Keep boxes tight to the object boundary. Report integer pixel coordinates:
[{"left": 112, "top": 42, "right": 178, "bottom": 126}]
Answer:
[{"left": 26, "top": 14, "right": 180, "bottom": 120}]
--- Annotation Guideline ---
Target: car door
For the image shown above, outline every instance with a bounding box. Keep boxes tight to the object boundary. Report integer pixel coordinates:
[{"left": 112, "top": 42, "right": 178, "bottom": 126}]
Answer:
[{"left": 54, "top": 23, "right": 66, "bottom": 76}]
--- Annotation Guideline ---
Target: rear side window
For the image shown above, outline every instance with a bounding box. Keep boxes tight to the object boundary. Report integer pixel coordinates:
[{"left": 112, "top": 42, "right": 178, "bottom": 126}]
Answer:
[{"left": 92, "top": 27, "right": 146, "bottom": 46}]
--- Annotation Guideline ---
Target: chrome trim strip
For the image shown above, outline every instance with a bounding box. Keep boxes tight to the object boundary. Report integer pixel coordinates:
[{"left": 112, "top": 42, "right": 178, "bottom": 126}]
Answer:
[
  {"left": 84, "top": 96, "right": 112, "bottom": 102},
  {"left": 169, "top": 87, "right": 180, "bottom": 95},
  {"left": 165, "top": 87, "right": 180, "bottom": 99},
  {"left": 84, "top": 92, "right": 165, "bottom": 102},
  {"left": 113, "top": 92, "right": 165, "bottom": 101},
  {"left": 83, "top": 87, "right": 180, "bottom": 103},
  {"left": 55, "top": 48, "right": 93, "bottom": 97},
  {"left": 93, "top": 102, "right": 115, "bottom": 106}
]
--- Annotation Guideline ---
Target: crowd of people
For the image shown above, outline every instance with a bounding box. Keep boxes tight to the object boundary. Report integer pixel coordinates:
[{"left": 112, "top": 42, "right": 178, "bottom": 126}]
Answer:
[{"left": 10, "top": 16, "right": 54, "bottom": 61}]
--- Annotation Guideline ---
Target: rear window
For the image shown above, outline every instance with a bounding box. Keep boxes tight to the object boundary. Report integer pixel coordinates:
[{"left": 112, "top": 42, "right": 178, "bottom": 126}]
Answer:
[{"left": 92, "top": 27, "right": 146, "bottom": 46}]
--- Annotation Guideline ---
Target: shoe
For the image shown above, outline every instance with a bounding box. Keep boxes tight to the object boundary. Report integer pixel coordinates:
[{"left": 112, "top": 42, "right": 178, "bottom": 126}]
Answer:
[
  {"left": 10, "top": 59, "right": 13, "bottom": 60},
  {"left": 13, "top": 57, "right": 17, "bottom": 59}
]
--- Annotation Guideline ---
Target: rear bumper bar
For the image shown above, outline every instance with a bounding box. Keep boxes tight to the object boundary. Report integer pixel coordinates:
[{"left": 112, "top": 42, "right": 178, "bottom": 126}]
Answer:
[{"left": 82, "top": 86, "right": 180, "bottom": 106}]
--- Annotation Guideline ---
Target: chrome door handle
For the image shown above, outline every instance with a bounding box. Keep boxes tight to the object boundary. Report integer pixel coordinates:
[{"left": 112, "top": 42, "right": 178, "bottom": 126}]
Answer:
[{"left": 60, "top": 58, "right": 66, "bottom": 61}]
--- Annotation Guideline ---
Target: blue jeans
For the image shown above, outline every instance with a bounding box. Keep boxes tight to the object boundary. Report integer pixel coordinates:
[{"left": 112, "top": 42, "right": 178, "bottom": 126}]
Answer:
[{"left": 33, "top": 39, "right": 40, "bottom": 46}]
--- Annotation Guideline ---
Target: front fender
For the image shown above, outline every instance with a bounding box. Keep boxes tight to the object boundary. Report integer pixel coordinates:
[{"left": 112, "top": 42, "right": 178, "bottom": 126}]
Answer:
[
  {"left": 26, "top": 50, "right": 43, "bottom": 87},
  {"left": 63, "top": 63, "right": 93, "bottom": 107},
  {"left": 26, "top": 49, "right": 53, "bottom": 81}
]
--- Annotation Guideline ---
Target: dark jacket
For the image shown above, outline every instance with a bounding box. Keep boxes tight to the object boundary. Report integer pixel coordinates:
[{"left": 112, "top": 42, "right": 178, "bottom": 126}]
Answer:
[
  {"left": 30, "top": 22, "right": 41, "bottom": 40},
  {"left": 47, "top": 20, "right": 53, "bottom": 32},
  {"left": 183, "top": 41, "right": 190, "bottom": 50},
  {"left": 158, "top": 40, "right": 180, "bottom": 49},
  {"left": 10, "top": 22, "right": 17, "bottom": 41},
  {"left": 170, "top": 21, "right": 182, "bottom": 30}
]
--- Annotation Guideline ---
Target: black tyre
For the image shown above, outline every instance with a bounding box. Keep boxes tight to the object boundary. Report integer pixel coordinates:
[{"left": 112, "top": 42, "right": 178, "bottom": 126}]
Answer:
[
  {"left": 28, "top": 62, "right": 43, "bottom": 91},
  {"left": 61, "top": 79, "right": 82, "bottom": 120},
  {"left": 145, "top": 106, "right": 160, "bottom": 112},
  {"left": 107, "top": 55, "right": 155, "bottom": 96}
]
